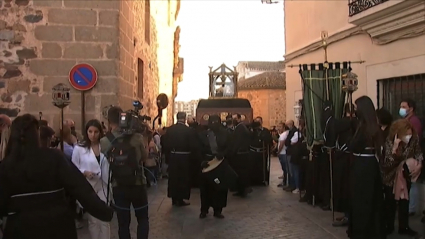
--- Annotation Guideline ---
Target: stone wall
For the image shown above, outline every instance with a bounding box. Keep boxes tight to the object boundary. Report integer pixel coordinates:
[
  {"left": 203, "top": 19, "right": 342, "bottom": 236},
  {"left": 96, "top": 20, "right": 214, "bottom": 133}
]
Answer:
[
  {"left": 118, "top": 0, "right": 179, "bottom": 126},
  {"left": 238, "top": 89, "right": 286, "bottom": 128},
  {"left": 0, "top": 0, "right": 180, "bottom": 130},
  {"left": 0, "top": 0, "right": 120, "bottom": 129}
]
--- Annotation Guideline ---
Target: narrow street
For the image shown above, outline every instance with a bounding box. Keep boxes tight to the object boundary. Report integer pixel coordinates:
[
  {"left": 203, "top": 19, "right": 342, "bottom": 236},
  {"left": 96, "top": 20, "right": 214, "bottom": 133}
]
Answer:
[{"left": 76, "top": 157, "right": 424, "bottom": 239}]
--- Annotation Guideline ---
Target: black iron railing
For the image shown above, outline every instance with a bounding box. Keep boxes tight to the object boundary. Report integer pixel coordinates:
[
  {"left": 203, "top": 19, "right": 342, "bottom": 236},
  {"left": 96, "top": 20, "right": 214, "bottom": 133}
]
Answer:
[
  {"left": 377, "top": 73, "right": 425, "bottom": 119},
  {"left": 348, "top": 0, "right": 389, "bottom": 17}
]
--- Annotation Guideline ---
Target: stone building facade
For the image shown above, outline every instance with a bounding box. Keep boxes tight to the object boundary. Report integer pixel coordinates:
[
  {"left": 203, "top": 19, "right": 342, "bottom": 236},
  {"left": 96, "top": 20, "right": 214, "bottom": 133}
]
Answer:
[
  {"left": 0, "top": 0, "right": 182, "bottom": 130},
  {"left": 238, "top": 71, "right": 286, "bottom": 128},
  {"left": 174, "top": 99, "right": 198, "bottom": 119}
]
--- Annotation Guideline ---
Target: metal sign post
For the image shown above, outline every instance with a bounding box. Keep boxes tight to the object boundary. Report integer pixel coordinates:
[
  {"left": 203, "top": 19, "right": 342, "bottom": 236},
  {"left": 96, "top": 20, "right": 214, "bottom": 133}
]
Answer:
[{"left": 69, "top": 63, "right": 98, "bottom": 130}]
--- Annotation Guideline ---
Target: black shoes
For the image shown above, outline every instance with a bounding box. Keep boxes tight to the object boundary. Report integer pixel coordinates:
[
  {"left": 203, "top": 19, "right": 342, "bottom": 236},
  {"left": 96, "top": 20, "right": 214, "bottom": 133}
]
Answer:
[
  {"left": 386, "top": 226, "right": 394, "bottom": 235},
  {"left": 199, "top": 211, "right": 224, "bottom": 219},
  {"left": 213, "top": 212, "right": 224, "bottom": 219},
  {"left": 172, "top": 200, "right": 190, "bottom": 207},
  {"left": 332, "top": 217, "right": 348, "bottom": 227},
  {"left": 398, "top": 227, "right": 418, "bottom": 236},
  {"left": 233, "top": 192, "right": 247, "bottom": 198}
]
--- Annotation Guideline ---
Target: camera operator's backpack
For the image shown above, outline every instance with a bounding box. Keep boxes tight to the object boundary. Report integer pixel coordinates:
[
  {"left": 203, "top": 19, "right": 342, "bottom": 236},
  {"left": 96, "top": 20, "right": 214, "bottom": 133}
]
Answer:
[{"left": 106, "top": 132, "right": 140, "bottom": 186}]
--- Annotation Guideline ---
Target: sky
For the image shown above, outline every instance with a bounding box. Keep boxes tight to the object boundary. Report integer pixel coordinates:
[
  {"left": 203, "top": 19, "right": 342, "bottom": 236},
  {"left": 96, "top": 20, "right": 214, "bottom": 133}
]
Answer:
[{"left": 175, "top": 0, "right": 285, "bottom": 102}]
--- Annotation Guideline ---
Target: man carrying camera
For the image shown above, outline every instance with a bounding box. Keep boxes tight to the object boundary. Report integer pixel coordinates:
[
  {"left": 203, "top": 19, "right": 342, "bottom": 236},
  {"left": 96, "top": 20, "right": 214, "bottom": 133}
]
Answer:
[{"left": 100, "top": 106, "right": 149, "bottom": 239}]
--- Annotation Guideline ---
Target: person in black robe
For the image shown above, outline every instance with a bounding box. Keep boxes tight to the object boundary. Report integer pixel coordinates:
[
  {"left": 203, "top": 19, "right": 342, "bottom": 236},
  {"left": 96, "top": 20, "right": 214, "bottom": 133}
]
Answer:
[
  {"left": 376, "top": 108, "right": 392, "bottom": 140},
  {"left": 163, "top": 112, "right": 200, "bottom": 206},
  {"left": 249, "top": 117, "right": 272, "bottom": 186},
  {"left": 187, "top": 117, "right": 203, "bottom": 188},
  {"left": 332, "top": 103, "right": 355, "bottom": 227},
  {"left": 229, "top": 113, "right": 252, "bottom": 197},
  {"left": 198, "top": 115, "right": 230, "bottom": 219},
  {"left": 224, "top": 115, "right": 234, "bottom": 132},
  {"left": 0, "top": 114, "right": 113, "bottom": 239},
  {"left": 347, "top": 96, "right": 386, "bottom": 239}
]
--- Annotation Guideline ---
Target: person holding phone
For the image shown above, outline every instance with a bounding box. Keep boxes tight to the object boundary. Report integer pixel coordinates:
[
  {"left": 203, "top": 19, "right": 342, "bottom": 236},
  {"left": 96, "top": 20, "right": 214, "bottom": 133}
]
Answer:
[
  {"left": 72, "top": 119, "right": 110, "bottom": 239},
  {"left": 382, "top": 119, "right": 422, "bottom": 236}
]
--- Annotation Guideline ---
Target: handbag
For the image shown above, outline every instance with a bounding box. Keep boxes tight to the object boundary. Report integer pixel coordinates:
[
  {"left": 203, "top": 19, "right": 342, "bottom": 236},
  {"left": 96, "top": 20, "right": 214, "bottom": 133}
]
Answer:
[{"left": 144, "top": 157, "right": 157, "bottom": 167}]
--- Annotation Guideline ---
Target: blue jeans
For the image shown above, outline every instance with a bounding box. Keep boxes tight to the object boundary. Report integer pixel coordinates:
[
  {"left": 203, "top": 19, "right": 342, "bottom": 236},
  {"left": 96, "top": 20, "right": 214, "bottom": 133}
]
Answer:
[
  {"left": 278, "top": 154, "right": 289, "bottom": 185},
  {"left": 409, "top": 182, "right": 418, "bottom": 213},
  {"left": 145, "top": 166, "right": 158, "bottom": 185},
  {"left": 113, "top": 185, "right": 149, "bottom": 239},
  {"left": 288, "top": 156, "right": 300, "bottom": 189}
]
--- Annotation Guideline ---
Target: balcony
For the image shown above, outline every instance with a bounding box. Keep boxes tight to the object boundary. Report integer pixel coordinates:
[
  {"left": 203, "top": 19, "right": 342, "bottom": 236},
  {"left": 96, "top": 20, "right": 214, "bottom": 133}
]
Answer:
[
  {"left": 348, "top": 0, "right": 425, "bottom": 45},
  {"left": 349, "top": 0, "right": 389, "bottom": 17}
]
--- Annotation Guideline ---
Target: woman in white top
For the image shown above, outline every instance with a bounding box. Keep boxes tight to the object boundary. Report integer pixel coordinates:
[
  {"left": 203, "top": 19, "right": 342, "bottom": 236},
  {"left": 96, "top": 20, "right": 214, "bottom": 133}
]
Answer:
[{"left": 72, "top": 119, "right": 110, "bottom": 239}]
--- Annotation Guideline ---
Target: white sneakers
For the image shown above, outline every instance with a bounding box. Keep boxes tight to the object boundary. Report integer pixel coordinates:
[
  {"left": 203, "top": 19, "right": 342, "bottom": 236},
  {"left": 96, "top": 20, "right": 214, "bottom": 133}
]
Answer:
[{"left": 292, "top": 189, "right": 300, "bottom": 194}]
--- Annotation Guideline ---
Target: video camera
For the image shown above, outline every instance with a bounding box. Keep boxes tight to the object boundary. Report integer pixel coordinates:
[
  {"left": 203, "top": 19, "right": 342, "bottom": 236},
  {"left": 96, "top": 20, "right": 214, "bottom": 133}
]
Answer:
[{"left": 118, "top": 100, "right": 147, "bottom": 134}]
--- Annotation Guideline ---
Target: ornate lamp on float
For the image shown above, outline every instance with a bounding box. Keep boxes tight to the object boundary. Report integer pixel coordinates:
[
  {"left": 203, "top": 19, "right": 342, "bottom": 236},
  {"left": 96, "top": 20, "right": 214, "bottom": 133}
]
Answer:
[
  {"left": 52, "top": 83, "right": 71, "bottom": 152},
  {"left": 342, "top": 71, "right": 359, "bottom": 111}
]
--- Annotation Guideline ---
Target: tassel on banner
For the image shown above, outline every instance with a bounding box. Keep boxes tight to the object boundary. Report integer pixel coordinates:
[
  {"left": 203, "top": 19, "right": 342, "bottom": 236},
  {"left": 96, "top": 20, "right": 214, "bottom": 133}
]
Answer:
[{"left": 288, "top": 60, "right": 365, "bottom": 69}]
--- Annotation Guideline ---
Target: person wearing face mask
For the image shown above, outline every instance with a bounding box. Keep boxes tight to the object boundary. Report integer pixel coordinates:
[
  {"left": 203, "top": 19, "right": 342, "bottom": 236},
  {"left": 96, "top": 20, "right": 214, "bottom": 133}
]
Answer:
[
  {"left": 225, "top": 115, "right": 234, "bottom": 132},
  {"left": 198, "top": 115, "right": 231, "bottom": 219},
  {"left": 382, "top": 119, "right": 422, "bottom": 236},
  {"left": 249, "top": 117, "right": 272, "bottom": 186},
  {"left": 229, "top": 113, "right": 251, "bottom": 197},
  {"left": 398, "top": 98, "right": 422, "bottom": 217}
]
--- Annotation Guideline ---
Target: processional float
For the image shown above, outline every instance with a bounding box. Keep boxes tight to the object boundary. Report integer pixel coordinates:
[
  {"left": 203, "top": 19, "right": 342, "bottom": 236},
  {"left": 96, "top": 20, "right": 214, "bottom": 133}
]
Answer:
[{"left": 287, "top": 31, "right": 362, "bottom": 221}]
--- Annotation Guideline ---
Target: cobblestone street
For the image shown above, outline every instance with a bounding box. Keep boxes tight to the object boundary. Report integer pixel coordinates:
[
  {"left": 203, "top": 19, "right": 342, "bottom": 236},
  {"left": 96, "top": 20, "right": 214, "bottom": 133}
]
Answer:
[{"left": 78, "top": 158, "right": 424, "bottom": 239}]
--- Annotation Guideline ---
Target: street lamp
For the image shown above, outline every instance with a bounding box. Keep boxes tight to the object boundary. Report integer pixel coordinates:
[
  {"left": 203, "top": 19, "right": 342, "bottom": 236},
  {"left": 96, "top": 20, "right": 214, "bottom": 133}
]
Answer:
[
  {"left": 294, "top": 101, "right": 301, "bottom": 119},
  {"left": 52, "top": 83, "right": 70, "bottom": 109},
  {"left": 52, "top": 83, "right": 71, "bottom": 152}
]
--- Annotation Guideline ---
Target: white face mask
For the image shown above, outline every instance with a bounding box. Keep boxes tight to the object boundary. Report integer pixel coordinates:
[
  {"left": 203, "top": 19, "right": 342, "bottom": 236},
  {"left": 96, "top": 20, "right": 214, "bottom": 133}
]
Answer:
[{"left": 403, "top": 135, "right": 412, "bottom": 144}]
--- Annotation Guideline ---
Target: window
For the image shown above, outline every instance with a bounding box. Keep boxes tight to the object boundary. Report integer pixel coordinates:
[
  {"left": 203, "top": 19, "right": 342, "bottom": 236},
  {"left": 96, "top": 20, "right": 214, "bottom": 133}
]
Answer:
[
  {"left": 144, "top": 0, "right": 150, "bottom": 45},
  {"left": 377, "top": 73, "right": 425, "bottom": 118},
  {"left": 137, "top": 58, "right": 144, "bottom": 99}
]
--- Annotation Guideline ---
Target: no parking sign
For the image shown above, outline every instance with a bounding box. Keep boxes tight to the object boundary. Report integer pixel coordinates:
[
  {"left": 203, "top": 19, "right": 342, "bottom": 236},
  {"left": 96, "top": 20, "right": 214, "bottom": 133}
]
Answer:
[{"left": 69, "top": 63, "right": 98, "bottom": 91}]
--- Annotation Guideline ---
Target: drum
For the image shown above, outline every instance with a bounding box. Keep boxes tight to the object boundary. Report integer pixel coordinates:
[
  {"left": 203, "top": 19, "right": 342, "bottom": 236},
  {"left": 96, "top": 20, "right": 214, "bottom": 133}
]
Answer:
[{"left": 202, "top": 158, "right": 238, "bottom": 191}]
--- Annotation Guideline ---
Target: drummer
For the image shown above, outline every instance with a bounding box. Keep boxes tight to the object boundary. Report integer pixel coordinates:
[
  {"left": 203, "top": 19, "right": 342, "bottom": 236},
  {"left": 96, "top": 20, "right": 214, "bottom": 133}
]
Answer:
[{"left": 198, "top": 115, "right": 231, "bottom": 219}]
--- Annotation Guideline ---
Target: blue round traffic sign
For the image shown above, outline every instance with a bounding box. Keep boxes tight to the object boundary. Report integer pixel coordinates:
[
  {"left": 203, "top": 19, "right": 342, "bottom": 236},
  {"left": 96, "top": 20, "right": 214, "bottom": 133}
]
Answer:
[{"left": 69, "top": 63, "right": 98, "bottom": 91}]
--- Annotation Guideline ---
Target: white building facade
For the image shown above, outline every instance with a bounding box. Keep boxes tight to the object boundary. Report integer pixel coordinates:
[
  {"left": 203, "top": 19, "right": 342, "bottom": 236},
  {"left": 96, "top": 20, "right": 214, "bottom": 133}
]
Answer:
[{"left": 284, "top": 0, "right": 425, "bottom": 120}]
